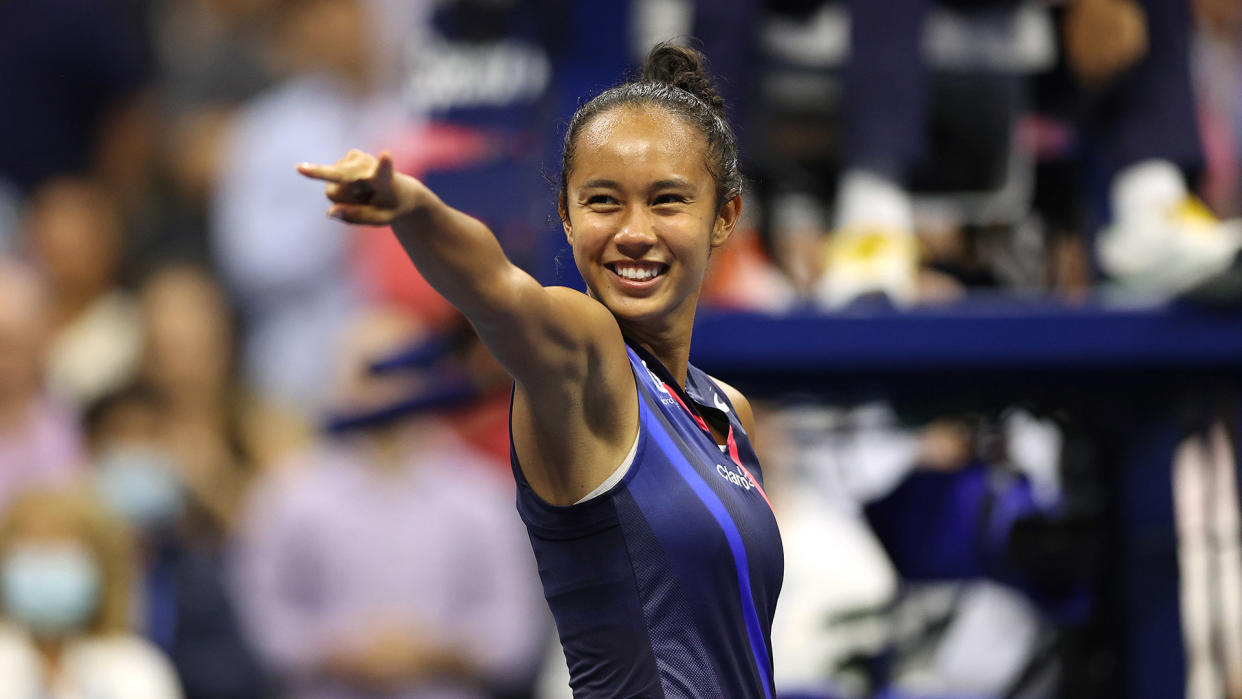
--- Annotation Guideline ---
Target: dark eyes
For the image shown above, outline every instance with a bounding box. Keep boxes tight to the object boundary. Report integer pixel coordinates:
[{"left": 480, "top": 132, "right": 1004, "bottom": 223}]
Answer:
[
  {"left": 653, "top": 194, "right": 688, "bottom": 205},
  {"left": 583, "top": 193, "right": 688, "bottom": 207}
]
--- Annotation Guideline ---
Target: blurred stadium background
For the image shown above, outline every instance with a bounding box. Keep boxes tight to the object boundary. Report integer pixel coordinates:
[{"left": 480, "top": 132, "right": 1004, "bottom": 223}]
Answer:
[{"left": 1, "top": 0, "right": 1242, "bottom": 697}]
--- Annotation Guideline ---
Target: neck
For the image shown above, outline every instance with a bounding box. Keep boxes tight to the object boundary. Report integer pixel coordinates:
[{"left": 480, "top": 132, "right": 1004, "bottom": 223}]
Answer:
[
  {"left": 34, "top": 634, "right": 65, "bottom": 677},
  {"left": 619, "top": 306, "right": 697, "bottom": 388}
]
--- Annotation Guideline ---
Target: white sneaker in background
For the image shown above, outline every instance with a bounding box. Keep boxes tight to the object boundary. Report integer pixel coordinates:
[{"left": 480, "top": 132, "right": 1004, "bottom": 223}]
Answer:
[
  {"left": 1097, "top": 160, "right": 1242, "bottom": 296},
  {"left": 815, "top": 226, "right": 921, "bottom": 308},
  {"left": 816, "top": 169, "right": 921, "bottom": 308}
]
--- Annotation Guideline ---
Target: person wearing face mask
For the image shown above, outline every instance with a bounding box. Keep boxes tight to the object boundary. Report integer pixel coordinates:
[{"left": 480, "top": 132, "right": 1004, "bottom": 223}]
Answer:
[
  {"left": 0, "top": 487, "right": 182, "bottom": 699},
  {"left": 85, "top": 383, "right": 267, "bottom": 699},
  {"left": 86, "top": 384, "right": 187, "bottom": 535}
]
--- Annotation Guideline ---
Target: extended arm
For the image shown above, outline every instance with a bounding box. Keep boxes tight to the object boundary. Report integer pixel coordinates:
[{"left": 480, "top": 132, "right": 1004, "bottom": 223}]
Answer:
[
  {"left": 298, "top": 151, "right": 608, "bottom": 378},
  {"left": 298, "top": 151, "right": 637, "bottom": 503}
]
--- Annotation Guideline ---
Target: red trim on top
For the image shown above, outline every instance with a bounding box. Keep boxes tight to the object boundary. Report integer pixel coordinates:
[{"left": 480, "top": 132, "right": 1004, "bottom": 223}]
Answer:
[
  {"left": 729, "top": 429, "right": 773, "bottom": 511},
  {"left": 660, "top": 380, "right": 773, "bottom": 511},
  {"left": 664, "top": 383, "right": 711, "bottom": 433}
]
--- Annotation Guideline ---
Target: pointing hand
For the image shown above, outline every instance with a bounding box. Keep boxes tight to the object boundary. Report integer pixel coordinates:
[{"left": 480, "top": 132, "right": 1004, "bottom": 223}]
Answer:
[{"left": 297, "top": 149, "right": 427, "bottom": 225}]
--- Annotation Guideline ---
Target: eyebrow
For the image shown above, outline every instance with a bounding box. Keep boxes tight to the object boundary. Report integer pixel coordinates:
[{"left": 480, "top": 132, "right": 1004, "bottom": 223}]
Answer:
[
  {"left": 650, "top": 178, "right": 695, "bottom": 191},
  {"left": 579, "top": 179, "right": 620, "bottom": 190},
  {"left": 578, "top": 178, "right": 696, "bottom": 191}
]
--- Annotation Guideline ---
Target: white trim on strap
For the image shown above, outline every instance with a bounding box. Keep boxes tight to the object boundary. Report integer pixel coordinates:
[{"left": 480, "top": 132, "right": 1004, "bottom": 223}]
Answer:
[{"left": 575, "top": 428, "right": 641, "bottom": 504}]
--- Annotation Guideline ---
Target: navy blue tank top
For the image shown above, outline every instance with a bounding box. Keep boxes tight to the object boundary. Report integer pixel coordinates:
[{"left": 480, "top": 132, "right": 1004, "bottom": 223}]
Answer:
[{"left": 510, "top": 342, "right": 784, "bottom": 698}]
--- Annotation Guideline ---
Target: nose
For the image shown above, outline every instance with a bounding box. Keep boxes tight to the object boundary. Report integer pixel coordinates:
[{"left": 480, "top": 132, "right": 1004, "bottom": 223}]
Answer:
[{"left": 614, "top": 207, "right": 656, "bottom": 258}]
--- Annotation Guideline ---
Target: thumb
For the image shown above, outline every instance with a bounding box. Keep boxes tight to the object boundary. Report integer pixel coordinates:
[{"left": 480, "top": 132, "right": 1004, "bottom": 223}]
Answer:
[{"left": 374, "top": 150, "right": 395, "bottom": 187}]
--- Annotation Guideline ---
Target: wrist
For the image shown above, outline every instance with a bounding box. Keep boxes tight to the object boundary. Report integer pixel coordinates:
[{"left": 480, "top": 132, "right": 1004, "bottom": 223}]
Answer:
[{"left": 394, "top": 174, "right": 432, "bottom": 218}]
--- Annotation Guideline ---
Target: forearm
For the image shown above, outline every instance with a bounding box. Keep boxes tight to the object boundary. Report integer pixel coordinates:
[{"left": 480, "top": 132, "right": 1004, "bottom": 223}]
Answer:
[{"left": 389, "top": 180, "right": 531, "bottom": 331}]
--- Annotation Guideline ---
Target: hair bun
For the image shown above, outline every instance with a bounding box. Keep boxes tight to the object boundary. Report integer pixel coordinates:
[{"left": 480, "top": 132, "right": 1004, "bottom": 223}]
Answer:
[{"left": 640, "top": 43, "right": 726, "bottom": 119}]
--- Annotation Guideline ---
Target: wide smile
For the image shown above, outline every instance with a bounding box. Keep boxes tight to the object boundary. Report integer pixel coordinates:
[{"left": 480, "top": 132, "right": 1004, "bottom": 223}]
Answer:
[{"left": 606, "top": 261, "right": 669, "bottom": 290}]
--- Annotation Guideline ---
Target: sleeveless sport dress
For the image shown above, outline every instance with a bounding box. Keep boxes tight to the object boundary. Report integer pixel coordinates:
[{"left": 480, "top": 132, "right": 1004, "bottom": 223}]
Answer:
[{"left": 510, "top": 341, "right": 784, "bottom": 698}]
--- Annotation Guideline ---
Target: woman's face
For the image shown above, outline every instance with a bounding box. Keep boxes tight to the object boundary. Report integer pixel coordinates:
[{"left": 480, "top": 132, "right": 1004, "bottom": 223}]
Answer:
[
  {"left": 140, "top": 268, "right": 233, "bottom": 396},
  {"left": 562, "top": 106, "right": 740, "bottom": 330},
  {"left": 24, "top": 180, "right": 122, "bottom": 297}
]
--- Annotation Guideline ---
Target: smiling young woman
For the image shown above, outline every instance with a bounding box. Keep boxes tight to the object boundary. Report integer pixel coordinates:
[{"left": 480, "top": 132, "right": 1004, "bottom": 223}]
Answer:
[
  {"left": 563, "top": 106, "right": 738, "bottom": 333},
  {"left": 299, "top": 43, "right": 783, "bottom": 698}
]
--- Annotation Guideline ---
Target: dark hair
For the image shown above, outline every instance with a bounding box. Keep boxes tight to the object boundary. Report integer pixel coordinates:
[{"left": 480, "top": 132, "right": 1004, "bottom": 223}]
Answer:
[
  {"left": 83, "top": 382, "right": 168, "bottom": 446},
  {"left": 559, "top": 43, "right": 742, "bottom": 214}
]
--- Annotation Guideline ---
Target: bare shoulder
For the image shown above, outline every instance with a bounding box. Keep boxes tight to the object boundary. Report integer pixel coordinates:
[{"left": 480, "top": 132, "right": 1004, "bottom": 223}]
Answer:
[
  {"left": 709, "top": 375, "right": 756, "bottom": 438},
  {"left": 535, "top": 286, "right": 623, "bottom": 347}
]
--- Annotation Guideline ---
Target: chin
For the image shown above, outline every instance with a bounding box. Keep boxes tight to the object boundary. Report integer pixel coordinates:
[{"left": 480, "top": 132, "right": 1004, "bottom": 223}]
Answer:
[
  {"left": 587, "top": 274, "right": 695, "bottom": 327},
  {"left": 602, "top": 294, "right": 685, "bottom": 329}
]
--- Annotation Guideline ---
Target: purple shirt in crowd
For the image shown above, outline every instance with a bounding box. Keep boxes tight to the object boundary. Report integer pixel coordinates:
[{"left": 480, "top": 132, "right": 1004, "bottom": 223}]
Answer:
[{"left": 230, "top": 423, "right": 549, "bottom": 699}]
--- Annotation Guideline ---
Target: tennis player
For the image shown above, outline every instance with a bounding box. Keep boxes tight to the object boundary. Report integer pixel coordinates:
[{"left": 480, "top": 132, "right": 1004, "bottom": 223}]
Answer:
[{"left": 299, "top": 43, "right": 783, "bottom": 698}]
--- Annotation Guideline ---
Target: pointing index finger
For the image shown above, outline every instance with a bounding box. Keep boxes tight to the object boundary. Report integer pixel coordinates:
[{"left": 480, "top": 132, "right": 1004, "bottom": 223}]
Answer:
[{"left": 296, "top": 162, "right": 348, "bottom": 183}]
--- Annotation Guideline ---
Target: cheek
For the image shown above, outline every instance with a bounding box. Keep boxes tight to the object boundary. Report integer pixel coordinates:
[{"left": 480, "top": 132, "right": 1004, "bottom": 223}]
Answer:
[
  {"left": 568, "top": 230, "right": 599, "bottom": 280},
  {"left": 664, "top": 218, "right": 714, "bottom": 265},
  {"left": 570, "top": 219, "right": 609, "bottom": 253}
]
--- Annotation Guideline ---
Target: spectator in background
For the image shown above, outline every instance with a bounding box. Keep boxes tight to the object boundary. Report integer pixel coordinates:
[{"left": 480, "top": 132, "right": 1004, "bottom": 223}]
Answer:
[
  {"left": 0, "top": 0, "right": 154, "bottom": 242},
  {"left": 86, "top": 384, "right": 267, "bottom": 699},
  {"left": 0, "top": 259, "right": 83, "bottom": 513},
  {"left": 151, "top": 0, "right": 271, "bottom": 116},
  {"left": 757, "top": 404, "right": 1065, "bottom": 697},
  {"left": 813, "top": 0, "right": 964, "bottom": 307},
  {"left": 1073, "top": 0, "right": 1242, "bottom": 296},
  {"left": 138, "top": 264, "right": 307, "bottom": 492},
  {"left": 22, "top": 178, "right": 143, "bottom": 409},
  {"left": 231, "top": 306, "right": 547, "bottom": 699},
  {"left": 210, "top": 0, "right": 405, "bottom": 413},
  {"left": 0, "top": 487, "right": 182, "bottom": 698},
  {"left": 137, "top": 0, "right": 275, "bottom": 265},
  {"left": 811, "top": 0, "right": 1242, "bottom": 306}
]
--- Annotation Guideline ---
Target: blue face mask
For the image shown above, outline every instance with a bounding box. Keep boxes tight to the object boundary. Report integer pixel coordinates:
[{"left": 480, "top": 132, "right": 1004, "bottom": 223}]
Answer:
[
  {"left": 94, "top": 446, "right": 185, "bottom": 531},
  {"left": 2, "top": 543, "right": 101, "bottom": 636}
]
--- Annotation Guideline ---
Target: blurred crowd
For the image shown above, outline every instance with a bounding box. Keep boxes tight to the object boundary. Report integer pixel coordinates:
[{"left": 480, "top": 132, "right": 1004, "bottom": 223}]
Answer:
[{"left": 1, "top": 0, "right": 1241, "bottom": 697}]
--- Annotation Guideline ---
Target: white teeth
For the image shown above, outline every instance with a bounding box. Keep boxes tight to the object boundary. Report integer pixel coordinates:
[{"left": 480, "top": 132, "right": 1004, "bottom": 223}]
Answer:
[{"left": 615, "top": 265, "right": 659, "bottom": 281}]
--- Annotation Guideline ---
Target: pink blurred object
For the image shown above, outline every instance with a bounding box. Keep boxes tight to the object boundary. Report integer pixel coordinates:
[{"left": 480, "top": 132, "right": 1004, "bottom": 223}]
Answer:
[
  {"left": 0, "top": 398, "right": 84, "bottom": 511},
  {"left": 1198, "top": 104, "right": 1239, "bottom": 217},
  {"left": 1016, "top": 114, "right": 1077, "bottom": 162}
]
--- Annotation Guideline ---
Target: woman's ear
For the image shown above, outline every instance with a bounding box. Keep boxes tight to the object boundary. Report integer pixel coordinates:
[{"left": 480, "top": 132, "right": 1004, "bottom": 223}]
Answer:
[
  {"left": 710, "top": 195, "right": 742, "bottom": 248},
  {"left": 559, "top": 194, "right": 573, "bottom": 244}
]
